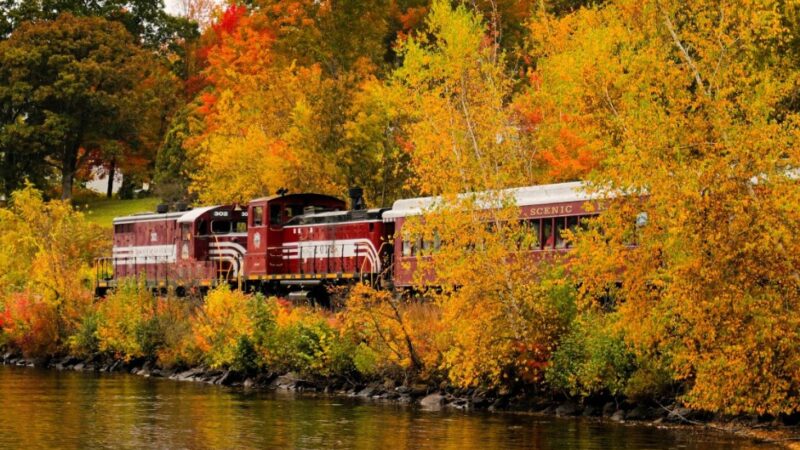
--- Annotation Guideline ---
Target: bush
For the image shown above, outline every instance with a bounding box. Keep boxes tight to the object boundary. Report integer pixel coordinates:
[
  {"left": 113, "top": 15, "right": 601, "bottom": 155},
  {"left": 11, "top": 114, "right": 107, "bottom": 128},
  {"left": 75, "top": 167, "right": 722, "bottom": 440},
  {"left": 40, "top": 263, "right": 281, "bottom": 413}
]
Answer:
[
  {"left": 96, "top": 279, "right": 157, "bottom": 360},
  {"left": 340, "top": 285, "right": 432, "bottom": 379},
  {"left": 353, "top": 343, "right": 380, "bottom": 376},
  {"left": 191, "top": 286, "right": 258, "bottom": 369},
  {"left": 1, "top": 292, "right": 61, "bottom": 357},
  {"left": 264, "top": 302, "right": 353, "bottom": 377},
  {"left": 545, "top": 311, "right": 635, "bottom": 398},
  {"left": 68, "top": 311, "right": 101, "bottom": 357},
  {"left": 153, "top": 297, "right": 198, "bottom": 368}
]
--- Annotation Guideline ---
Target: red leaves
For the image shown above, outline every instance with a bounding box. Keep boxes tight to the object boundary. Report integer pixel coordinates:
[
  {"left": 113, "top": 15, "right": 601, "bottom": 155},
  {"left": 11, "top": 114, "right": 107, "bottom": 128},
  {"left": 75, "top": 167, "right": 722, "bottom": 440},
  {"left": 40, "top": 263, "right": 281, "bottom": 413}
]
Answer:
[
  {"left": 212, "top": 4, "right": 248, "bottom": 37},
  {"left": 2, "top": 292, "right": 61, "bottom": 358},
  {"left": 396, "top": 5, "right": 428, "bottom": 32},
  {"left": 540, "top": 127, "right": 601, "bottom": 181}
]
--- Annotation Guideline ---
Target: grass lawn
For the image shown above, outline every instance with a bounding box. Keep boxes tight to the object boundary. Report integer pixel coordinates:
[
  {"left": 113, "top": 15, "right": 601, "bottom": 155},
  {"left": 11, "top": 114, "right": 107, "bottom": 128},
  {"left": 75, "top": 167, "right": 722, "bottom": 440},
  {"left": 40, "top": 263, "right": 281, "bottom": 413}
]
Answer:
[{"left": 76, "top": 197, "right": 161, "bottom": 228}]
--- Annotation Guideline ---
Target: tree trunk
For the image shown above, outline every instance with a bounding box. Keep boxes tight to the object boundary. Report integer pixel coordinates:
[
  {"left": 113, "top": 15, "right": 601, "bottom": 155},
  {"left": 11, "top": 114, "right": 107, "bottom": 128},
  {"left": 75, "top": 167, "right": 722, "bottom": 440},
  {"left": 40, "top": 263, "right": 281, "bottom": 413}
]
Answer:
[
  {"left": 106, "top": 158, "right": 116, "bottom": 199},
  {"left": 61, "top": 145, "right": 78, "bottom": 201}
]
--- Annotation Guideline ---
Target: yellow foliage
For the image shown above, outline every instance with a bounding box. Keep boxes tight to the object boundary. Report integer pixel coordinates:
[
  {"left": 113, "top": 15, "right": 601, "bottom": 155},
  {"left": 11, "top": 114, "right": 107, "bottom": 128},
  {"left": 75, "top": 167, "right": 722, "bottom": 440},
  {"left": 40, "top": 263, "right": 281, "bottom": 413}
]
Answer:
[
  {"left": 96, "top": 279, "right": 157, "bottom": 360},
  {"left": 341, "top": 284, "right": 443, "bottom": 377},
  {"left": 393, "top": 0, "right": 545, "bottom": 196},
  {"left": 556, "top": 0, "right": 800, "bottom": 415},
  {"left": 0, "top": 185, "right": 106, "bottom": 355},
  {"left": 191, "top": 286, "right": 255, "bottom": 368}
]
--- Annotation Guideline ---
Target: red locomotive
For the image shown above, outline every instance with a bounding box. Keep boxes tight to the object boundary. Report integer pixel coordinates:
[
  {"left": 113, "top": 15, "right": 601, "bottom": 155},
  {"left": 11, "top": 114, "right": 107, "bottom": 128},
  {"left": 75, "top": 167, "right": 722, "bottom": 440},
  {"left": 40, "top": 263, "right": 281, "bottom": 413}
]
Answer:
[{"left": 96, "top": 182, "right": 598, "bottom": 300}]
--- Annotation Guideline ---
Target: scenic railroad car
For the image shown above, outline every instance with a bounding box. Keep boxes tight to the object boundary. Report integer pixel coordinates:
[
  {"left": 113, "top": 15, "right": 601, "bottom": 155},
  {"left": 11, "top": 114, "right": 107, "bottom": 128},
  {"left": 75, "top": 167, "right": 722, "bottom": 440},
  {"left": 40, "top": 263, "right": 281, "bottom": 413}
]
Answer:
[{"left": 383, "top": 181, "right": 600, "bottom": 287}]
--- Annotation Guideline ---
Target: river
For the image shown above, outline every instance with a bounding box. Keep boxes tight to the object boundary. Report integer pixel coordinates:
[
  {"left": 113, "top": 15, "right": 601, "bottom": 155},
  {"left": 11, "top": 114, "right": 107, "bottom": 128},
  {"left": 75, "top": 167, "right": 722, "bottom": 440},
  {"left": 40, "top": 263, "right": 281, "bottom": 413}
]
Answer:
[{"left": 0, "top": 366, "right": 775, "bottom": 449}]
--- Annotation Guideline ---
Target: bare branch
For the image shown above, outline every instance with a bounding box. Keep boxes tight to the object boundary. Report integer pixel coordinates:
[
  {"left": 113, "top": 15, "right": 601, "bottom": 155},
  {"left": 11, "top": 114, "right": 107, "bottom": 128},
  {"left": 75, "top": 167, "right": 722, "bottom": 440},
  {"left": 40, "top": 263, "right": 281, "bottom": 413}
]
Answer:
[{"left": 662, "top": 13, "right": 710, "bottom": 97}]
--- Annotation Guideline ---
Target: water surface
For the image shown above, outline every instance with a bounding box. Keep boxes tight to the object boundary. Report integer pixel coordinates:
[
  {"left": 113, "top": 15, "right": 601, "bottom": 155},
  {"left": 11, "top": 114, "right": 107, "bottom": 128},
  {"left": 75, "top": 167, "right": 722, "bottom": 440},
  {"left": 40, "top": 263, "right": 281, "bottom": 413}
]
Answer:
[{"left": 0, "top": 366, "right": 774, "bottom": 449}]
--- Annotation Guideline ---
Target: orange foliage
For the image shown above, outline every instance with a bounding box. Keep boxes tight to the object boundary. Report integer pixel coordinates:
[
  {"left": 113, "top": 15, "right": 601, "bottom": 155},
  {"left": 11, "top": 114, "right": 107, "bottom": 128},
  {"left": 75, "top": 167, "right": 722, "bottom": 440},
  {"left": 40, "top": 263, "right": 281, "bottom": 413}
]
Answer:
[{"left": 2, "top": 293, "right": 61, "bottom": 357}]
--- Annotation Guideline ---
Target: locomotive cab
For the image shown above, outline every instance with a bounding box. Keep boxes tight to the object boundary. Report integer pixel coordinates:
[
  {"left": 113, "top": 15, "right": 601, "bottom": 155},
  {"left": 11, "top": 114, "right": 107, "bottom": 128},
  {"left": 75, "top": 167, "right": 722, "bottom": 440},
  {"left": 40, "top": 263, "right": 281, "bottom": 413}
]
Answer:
[{"left": 244, "top": 193, "right": 346, "bottom": 277}]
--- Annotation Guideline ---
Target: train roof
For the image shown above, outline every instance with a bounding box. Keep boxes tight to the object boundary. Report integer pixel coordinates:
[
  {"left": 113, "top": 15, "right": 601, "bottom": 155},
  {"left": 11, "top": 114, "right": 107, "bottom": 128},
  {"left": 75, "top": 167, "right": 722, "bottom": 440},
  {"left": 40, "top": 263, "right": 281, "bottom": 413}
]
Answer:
[
  {"left": 176, "top": 205, "right": 221, "bottom": 224},
  {"left": 249, "top": 192, "right": 344, "bottom": 203},
  {"left": 285, "top": 208, "right": 386, "bottom": 226},
  {"left": 383, "top": 181, "right": 595, "bottom": 221},
  {"left": 112, "top": 210, "right": 186, "bottom": 225},
  {"left": 113, "top": 205, "right": 241, "bottom": 225}
]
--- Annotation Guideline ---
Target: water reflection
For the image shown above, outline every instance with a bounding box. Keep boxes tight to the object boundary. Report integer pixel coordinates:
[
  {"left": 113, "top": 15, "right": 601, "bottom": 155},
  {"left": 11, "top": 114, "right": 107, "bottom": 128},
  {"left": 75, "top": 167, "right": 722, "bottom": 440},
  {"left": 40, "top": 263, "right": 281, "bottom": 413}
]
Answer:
[{"left": 0, "top": 366, "right": 772, "bottom": 449}]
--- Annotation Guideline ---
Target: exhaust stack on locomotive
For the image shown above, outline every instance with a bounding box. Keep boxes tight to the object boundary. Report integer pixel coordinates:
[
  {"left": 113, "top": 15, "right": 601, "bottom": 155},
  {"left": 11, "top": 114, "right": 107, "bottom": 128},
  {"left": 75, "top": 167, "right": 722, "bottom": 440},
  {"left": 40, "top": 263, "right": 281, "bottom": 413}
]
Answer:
[{"left": 349, "top": 187, "right": 365, "bottom": 211}]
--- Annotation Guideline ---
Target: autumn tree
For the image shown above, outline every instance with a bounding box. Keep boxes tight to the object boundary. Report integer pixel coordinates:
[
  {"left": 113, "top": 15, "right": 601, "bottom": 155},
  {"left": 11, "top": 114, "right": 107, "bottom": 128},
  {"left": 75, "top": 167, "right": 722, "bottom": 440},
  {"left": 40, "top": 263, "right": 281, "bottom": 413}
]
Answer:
[
  {"left": 175, "top": 0, "right": 219, "bottom": 30},
  {"left": 346, "top": 1, "right": 579, "bottom": 388},
  {"left": 0, "top": 185, "right": 106, "bottom": 355},
  {"left": 543, "top": 0, "right": 800, "bottom": 414},
  {"left": 0, "top": 0, "right": 198, "bottom": 49},
  {"left": 184, "top": 3, "right": 414, "bottom": 205},
  {"left": 0, "top": 14, "right": 179, "bottom": 199},
  {"left": 392, "top": 0, "right": 542, "bottom": 196}
]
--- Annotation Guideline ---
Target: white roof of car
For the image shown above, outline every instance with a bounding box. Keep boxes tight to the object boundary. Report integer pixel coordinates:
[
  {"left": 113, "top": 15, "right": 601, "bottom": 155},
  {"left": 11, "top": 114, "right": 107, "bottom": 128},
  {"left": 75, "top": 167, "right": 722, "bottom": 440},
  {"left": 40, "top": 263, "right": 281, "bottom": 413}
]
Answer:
[
  {"left": 176, "top": 205, "right": 221, "bottom": 224},
  {"left": 112, "top": 210, "right": 185, "bottom": 225},
  {"left": 382, "top": 181, "right": 594, "bottom": 221},
  {"left": 113, "top": 205, "right": 223, "bottom": 225}
]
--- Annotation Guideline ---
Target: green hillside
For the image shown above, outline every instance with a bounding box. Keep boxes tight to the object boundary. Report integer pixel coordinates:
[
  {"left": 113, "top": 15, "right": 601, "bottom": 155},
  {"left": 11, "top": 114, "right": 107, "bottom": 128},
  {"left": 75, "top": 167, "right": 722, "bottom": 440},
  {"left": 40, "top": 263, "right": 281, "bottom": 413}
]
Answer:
[{"left": 78, "top": 197, "right": 161, "bottom": 228}]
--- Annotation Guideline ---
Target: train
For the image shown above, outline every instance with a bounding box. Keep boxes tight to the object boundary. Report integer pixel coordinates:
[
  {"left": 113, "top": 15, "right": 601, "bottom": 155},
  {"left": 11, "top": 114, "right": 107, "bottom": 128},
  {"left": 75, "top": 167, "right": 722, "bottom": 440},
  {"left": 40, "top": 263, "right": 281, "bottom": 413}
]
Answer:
[{"left": 95, "top": 182, "right": 599, "bottom": 300}]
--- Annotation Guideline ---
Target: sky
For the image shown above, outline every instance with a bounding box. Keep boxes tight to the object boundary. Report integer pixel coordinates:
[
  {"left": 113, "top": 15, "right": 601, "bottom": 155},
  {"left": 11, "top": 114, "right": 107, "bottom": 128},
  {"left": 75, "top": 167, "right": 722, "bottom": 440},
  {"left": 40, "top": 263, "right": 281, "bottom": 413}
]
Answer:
[{"left": 164, "top": 0, "right": 182, "bottom": 15}]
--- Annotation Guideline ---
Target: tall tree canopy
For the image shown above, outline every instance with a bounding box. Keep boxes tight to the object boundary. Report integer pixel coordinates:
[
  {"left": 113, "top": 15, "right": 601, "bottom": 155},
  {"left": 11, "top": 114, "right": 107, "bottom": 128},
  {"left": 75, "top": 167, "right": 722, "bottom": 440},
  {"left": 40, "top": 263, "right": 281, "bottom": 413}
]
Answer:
[
  {"left": 547, "top": 0, "right": 800, "bottom": 414},
  {"left": 0, "top": 13, "right": 179, "bottom": 199},
  {"left": 0, "top": 0, "right": 198, "bottom": 48}
]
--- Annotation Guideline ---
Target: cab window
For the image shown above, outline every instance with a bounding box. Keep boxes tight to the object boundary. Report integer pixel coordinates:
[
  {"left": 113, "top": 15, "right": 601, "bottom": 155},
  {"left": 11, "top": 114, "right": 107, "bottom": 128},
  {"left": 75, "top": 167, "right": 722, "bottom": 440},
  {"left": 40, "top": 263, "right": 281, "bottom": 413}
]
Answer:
[
  {"left": 211, "top": 221, "right": 231, "bottom": 234},
  {"left": 251, "top": 206, "right": 263, "bottom": 226},
  {"left": 270, "top": 205, "right": 282, "bottom": 225}
]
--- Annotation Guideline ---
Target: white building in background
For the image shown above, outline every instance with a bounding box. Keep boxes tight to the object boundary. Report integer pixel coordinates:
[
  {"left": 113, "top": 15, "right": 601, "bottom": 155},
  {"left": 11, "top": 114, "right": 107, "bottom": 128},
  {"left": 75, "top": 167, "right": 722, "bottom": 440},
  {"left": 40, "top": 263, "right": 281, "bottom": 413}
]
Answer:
[{"left": 85, "top": 165, "right": 123, "bottom": 195}]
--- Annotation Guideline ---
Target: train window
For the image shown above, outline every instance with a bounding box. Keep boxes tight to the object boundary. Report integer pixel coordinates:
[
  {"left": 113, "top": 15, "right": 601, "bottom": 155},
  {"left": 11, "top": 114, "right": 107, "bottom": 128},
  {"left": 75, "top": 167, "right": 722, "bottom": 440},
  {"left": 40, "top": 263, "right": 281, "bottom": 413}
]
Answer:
[
  {"left": 235, "top": 221, "right": 247, "bottom": 233},
  {"left": 532, "top": 219, "right": 542, "bottom": 249},
  {"left": 211, "top": 221, "right": 231, "bottom": 234},
  {"left": 542, "top": 219, "right": 554, "bottom": 249},
  {"left": 421, "top": 238, "right": 434, "bottom": 255},
  {"left": 115, "top": 224, "right": 134, "bottom": 233},
  {"left": 565, "top": 216, "right": 580, "bottom": 248},
  {"left": 402, "top": 239, "right": 411, "bottom": 257},
  {"left": 553, "top": 218, "right": 567, "bottom": 249},
  {"left": 433, "top": 232, "right": 441, "bottom": 251},
  {"left": 579, "top": 215, "right": 589, "bottom": 231},
  {"left": 287, "top": 205, "right": 305, "bottom": 219},
  {"left": 270, "top": 205, "right": 282, "bottom": 225},
  {"left": 251, "top": 206, "right": 263, "bottom": 226},
  {"left": 181, "top": 224, "right": 191, "bottom": 241},
  {"left": 518, "top": 219, "right": 539, "bottom": 250}
]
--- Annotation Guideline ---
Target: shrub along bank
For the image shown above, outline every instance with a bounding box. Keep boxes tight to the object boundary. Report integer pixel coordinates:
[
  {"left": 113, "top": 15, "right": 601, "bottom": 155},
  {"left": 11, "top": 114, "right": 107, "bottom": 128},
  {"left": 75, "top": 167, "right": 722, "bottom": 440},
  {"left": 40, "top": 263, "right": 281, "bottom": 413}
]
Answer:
[{"left": 0, "top": 278, "right": 795, "bottom": 428}]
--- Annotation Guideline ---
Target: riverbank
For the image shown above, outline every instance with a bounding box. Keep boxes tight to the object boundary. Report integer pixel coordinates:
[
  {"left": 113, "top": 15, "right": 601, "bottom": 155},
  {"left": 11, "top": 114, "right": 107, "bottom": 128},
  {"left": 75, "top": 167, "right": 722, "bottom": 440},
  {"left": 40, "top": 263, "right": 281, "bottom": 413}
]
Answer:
[{"left": 3, "top": 351, "right": 797, "bottom": 449}]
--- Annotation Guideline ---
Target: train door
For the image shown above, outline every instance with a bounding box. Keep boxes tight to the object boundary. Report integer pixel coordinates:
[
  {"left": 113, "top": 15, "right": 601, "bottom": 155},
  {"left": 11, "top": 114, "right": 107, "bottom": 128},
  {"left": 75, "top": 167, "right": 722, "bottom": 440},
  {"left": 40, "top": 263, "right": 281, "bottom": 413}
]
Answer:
[
  {"left": 267, "top": 201, "right": 285, "bottom": 274},
  {"left": 245, "top": 202, "right": 268, "bottom": 276},
  {"left": 178, "top": 222, "right": 192, "bottom": 280}
]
